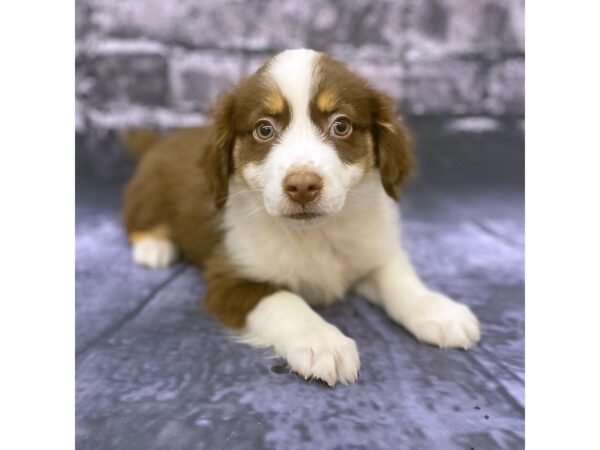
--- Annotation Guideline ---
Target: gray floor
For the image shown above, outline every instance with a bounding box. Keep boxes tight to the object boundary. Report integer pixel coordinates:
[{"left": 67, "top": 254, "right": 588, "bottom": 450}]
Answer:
[{"left": 76, "top": 125, "right": 524, "bottom": 449}]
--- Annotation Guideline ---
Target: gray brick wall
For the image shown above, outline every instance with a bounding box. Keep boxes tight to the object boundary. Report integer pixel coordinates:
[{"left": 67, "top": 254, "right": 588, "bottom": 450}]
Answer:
[{"left": 76, "top": 0, "right": 524, "bottom": 133}]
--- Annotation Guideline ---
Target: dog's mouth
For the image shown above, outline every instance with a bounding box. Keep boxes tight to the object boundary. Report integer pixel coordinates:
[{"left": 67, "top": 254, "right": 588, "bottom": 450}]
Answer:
[{"left": 285, "top": 212, "right": 322, "bottom": 220}]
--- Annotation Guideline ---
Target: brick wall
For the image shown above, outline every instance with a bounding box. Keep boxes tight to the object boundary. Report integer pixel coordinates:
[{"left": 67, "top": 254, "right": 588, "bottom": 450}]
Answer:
[{"left": 76, "top": 0, "right": 524, "bottom": 135}]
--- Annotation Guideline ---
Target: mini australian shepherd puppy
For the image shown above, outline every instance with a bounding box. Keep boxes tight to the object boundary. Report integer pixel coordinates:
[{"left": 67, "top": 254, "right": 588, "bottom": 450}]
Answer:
[{"left": 122, "top": 49, "right": 480, "bottom": 386}]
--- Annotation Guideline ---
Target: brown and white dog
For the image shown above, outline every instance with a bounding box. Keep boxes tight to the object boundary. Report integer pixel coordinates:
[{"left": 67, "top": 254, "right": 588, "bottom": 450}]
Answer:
[{"left": 122, "top": 49, "right": 480, "bottom": 386}]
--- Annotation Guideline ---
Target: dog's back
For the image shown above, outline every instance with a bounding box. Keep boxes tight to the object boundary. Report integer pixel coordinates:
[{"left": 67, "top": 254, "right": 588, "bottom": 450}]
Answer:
[{"left": 121, "top": 126, "right": 222, "bottom": 268}]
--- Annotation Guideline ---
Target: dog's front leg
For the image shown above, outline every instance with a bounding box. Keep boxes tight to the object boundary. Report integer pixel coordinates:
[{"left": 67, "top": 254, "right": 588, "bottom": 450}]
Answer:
[
  {"left": 203, "top": 277, "right": 360, "bottom": 386},
  {"left": 246, "top": 292, "right": 360, "bottom": 386},
  {"left": 355, "top": 249, "right": 480, "bottom": 349}
]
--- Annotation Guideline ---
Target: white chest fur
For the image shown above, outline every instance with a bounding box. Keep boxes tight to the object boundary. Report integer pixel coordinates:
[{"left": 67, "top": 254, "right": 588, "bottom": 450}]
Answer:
[{"left": 222, "top": 173, "right": 402, "bottom": 305}]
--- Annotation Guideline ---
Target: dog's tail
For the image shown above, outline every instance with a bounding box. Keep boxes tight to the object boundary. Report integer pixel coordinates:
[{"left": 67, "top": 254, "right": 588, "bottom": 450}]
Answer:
[{"left": 119, "top": 128, "right": 162, "bottom": 162}]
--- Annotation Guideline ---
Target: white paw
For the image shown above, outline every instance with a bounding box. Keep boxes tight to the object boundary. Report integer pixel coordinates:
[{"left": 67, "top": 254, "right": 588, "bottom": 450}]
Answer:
[
  {"left": 132, "top": 237, "right": 178, "bottom": 269},
  {"left": 284, "top": 325, "right": 360, "bottom": 386},
  {"left": 406, "top": 293, "right": 480, "bottom": 349}
]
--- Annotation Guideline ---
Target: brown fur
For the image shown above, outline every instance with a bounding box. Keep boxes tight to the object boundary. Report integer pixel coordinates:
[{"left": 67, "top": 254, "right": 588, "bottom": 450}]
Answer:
[
  {"left": 121, "top": 51, "right": 413, "bottom": 329},
  {"left": 122, "top": 127, "right": 222, "bottom": 268},
  {"left": 129, "top": 224, "right": 171, "bottom": 244},
  {"left": 203, "top": 75, "right": 293, "bottom": 207},
  {"left": 202, "top": 248, "right": 279, "bottom": 329},
  {"left": 119, "top": 128, "right": 163, "bottom": 161},
  {"left": 120, "top": 122, "right": 280, "bottom": 329},
  {"left": 368, "top": 90, "right": 414, "bottom": 200},
  {"left": 309, "top": 54, "right": 413, "bottom": 184},
  {"left": 206, "top": 93, "right": 236, "bottom": 208}
]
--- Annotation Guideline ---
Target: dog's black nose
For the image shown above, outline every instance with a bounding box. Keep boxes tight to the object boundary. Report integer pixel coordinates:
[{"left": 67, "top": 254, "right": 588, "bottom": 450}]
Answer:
[{"left": 283, "top": 171, "right": 323, "bottom": 206}]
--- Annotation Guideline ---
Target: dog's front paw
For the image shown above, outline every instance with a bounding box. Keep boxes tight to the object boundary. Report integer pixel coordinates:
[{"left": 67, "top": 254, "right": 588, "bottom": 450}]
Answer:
[
  {"left": 284, "top": 325, "right": 360, "bottom": 386},
  {"left": 406, "top": 293, "right": 480, "bottom": 350}
]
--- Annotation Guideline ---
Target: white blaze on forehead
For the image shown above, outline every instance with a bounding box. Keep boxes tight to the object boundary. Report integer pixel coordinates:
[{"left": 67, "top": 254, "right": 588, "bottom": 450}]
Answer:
[
  {"left": 264, "top": 49, "right": 326, "bottom": 171},
  {"left": 242, "top": 49, "right": 365, "bottom": 218},
  {"left": 267, "top": 49, "right": 320, "bottom": 125}
]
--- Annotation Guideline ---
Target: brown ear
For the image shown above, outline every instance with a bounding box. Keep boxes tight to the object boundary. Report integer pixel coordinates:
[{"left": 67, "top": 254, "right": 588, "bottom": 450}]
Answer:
[
  {"left": 205, "top": 92, "right": 235, "bottom": 208},
  {"left": 370, "top": 90, "right": 413, "bottom": 200}
]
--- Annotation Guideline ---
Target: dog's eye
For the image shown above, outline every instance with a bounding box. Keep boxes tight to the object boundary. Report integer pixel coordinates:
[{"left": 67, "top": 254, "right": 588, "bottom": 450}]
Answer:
[
  {"left": 253, "top": 120, "right": 275, "bottom": 141},
  {"left": 330, "top": 117, "right": 352, "bottom": 138}
]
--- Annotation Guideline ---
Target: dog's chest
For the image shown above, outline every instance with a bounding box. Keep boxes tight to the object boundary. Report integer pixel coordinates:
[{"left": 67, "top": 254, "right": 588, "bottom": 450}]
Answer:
[
  {"left": 224, "top": 209, "right": 399, "bottom": 305},
  {"left": 274, "top": 229, "right": 363, "bottom": 303},
  {"left": 229, "top": 228, "right": 364, "bottom": 303}
]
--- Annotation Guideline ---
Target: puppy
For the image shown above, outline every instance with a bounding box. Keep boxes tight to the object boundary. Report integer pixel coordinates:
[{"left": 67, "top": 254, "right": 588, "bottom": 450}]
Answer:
[{"left": 122, "top": 49, "right": 480, "bottom": 386}]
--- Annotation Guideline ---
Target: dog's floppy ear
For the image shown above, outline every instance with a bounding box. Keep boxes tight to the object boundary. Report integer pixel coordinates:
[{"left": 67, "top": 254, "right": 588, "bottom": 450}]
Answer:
[
  {"left": 370, "top": 89, "right": 414, "bottom": 200},
  {"left": 205, "top": 91, "right": 236, "bottom": 208}
]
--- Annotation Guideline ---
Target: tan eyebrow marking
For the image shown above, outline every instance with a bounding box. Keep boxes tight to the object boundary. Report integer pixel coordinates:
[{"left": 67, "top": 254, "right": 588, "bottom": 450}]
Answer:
[
  {"left": 316, "top": 89, "right": 338, "bottom": 113},
  {"left": 379, "top": 122, "right": 396, "bottom": 133},
  {"left": 264, "top": 92, "right": 286, "bottom": 114}
]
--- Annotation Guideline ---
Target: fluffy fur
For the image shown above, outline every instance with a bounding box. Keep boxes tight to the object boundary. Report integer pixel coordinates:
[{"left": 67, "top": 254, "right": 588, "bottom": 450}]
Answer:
[{"left": 122, "top": 49, "right": 480, "bottom": 386}]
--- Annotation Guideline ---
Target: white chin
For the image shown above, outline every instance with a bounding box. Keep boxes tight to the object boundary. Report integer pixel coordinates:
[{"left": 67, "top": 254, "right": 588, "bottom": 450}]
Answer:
[{"left": 280, "top": 214, "right": 329, "bottom": 228}]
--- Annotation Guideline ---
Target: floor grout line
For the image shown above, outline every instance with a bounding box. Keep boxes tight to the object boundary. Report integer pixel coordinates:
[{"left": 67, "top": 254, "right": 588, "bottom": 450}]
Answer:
[
  {"left": 75, "top": 265, "right": 189, "bottom": 366},
  {"left": 476, "top": 343, "right": 524, "bottom": 384},
  {"left": 470, "top": 218, "right": 524, "bottom": 250},
  {"left": 465, "top": 348, "right": 525, "bottom": 413}
]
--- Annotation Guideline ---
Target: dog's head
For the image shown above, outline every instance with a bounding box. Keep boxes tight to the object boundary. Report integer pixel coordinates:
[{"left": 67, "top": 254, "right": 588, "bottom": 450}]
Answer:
[{"left": 205, "top": 49, "right": 412, "bottom": 225}]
